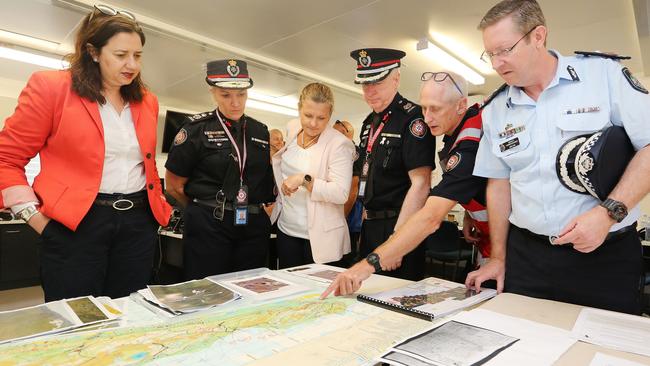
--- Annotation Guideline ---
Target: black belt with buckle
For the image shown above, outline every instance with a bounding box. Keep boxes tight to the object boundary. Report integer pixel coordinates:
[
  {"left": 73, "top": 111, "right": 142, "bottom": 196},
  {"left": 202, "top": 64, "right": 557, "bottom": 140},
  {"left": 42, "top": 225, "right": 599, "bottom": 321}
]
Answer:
[
  {"left": 94, "top": 191, "right": 148, "bottom": 211},
  {"left": 513, "top": 223, "right": 637, "bottom": 244},
  {"left": 365, "top": 209, "right": 399, "bottom": 220},
  {"left": 193, "top": 199, "right": 264, "bottom": 214}
]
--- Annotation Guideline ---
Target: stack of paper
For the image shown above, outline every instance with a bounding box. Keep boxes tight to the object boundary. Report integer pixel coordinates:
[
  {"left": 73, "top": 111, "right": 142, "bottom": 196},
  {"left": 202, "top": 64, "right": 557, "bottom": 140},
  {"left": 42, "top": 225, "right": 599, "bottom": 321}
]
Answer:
[
  {"left": 0, "top": 296, "right": 121, "bottom": 344},
  {"left": 138, "top": 278, "right": 241, "bottom": 315}
]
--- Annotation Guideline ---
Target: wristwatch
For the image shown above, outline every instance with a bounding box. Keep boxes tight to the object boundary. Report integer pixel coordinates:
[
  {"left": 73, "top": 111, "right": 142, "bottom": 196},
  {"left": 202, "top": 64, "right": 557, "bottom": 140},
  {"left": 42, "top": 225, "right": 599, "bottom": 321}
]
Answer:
[
  {"left": 16, "top": 204, "right": 39, "bottom": 222},
  {"left": 365, "top": 252, "right": 382, "bottom": 273},
  {"left": 600, "top": 198, "right": 628, "bottom": 223},
  {"left": 302, "top": 174, "right": 312, "bottom": 187}
]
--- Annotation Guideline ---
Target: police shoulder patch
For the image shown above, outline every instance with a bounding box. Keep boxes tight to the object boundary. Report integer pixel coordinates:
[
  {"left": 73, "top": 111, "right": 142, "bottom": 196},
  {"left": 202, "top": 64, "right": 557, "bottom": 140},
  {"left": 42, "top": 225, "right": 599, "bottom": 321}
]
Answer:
[
  {"left": 173, "top": 128, "right": 188, "bottom": 146},
  {"left": 409, "top": 118, "right": 427, "bottom": 139},
  {"left": 445, "top": 152, "right": 462, "bottom": 172},
  {"left": 622, "top": 67, "right": 648, "bottom": 94}
]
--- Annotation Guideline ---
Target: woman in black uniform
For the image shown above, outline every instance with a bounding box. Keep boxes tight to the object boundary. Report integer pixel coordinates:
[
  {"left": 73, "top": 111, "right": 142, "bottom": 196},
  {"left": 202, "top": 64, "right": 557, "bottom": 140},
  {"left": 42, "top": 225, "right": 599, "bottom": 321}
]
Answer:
[{"left": 165, "top": 59, "right": 274, "bottom": 279}]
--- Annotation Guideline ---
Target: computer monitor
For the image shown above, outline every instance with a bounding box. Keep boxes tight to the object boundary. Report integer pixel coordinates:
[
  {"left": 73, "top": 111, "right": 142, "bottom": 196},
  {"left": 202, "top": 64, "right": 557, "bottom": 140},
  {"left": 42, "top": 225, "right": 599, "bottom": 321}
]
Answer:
[{"left": 161, "top": 110, "right": 192, "bottom": 153}]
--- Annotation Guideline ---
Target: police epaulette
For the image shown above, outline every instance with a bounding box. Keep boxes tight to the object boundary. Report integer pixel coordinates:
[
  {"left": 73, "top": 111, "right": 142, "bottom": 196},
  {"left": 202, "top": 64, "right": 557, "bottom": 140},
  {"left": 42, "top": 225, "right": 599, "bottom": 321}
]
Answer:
[
  {"left": 481, "top": 83, "right": 507, "bottom": 109},
  {"left": 398, "top": 98, "right": 418, "bottom": 114},
  {"left": 574, "top": 51, "right": 631, "bottom": 61},
  {"left": 187, "top": 111, "right": 214, "bottom": 123}
]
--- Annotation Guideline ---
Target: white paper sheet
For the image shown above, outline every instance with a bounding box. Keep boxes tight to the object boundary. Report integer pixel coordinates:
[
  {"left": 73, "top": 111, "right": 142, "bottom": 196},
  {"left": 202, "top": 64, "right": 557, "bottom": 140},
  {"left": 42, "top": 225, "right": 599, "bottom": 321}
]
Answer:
[
  {"left": 589, "top": 352, "right": 648, "bottom": 366},
  {"left": 220, "top": 273, "right": 309, "bottom": 300},
  {"left": 572, "top": 307, "right": 650, "bottom": 357},
  {"left": 448, "top": 309, "right": 576, "bottom": 366}
]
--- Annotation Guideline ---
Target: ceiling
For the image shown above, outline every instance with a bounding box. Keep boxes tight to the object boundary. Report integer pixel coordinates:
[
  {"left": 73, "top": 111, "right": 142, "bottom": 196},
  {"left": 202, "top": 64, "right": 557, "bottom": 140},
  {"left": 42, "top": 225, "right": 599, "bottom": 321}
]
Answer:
[{"left": 0, "top": 0, "right": 648, "bottom": 134}]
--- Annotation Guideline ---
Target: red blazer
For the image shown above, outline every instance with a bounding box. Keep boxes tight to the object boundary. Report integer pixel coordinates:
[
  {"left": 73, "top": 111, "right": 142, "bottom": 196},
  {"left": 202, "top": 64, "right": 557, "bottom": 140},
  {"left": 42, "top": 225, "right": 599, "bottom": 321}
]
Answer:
[{"left": 0, "top": 70, "right": 171, "bottom": 230}]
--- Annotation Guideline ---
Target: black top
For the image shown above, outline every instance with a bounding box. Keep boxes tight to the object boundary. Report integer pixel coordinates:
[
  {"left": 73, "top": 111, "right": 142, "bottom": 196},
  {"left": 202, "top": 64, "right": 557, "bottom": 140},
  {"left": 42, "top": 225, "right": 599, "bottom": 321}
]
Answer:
[
  {"left": 354, "top": 93, "right": 436, "bottom": 210},
  {"left": 430, "top": 105, "right": 486, "bottom": 205},
  {"left": 165, "top": 110, "right": 274, "bottom": 204}
]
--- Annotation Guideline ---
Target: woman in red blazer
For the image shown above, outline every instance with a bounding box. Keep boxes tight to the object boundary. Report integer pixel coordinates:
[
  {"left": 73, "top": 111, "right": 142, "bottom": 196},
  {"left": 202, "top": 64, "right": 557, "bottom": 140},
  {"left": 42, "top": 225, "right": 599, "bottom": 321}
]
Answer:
[{"left": 0, "top": 5, "right": 171, "bottom": 301}]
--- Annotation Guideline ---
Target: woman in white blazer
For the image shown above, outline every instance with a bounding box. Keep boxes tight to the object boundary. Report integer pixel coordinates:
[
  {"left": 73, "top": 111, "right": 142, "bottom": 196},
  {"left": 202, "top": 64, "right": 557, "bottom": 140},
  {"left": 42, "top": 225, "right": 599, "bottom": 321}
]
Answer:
[{"left": 271, "top": 83, "right": 355, "bottom": 268}]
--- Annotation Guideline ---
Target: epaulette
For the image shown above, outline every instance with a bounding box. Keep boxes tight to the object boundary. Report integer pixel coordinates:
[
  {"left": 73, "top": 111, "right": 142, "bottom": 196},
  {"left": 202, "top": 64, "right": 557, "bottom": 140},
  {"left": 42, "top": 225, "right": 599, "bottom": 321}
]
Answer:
[
  {"left": 187, "top": 111, "right": 215, "bottom": 123},
  {"left": 396, "top": 97, "right": 419, "bottom": 115},
  {"left": 574, "top": 51, "right": 631, "bottom": 61},
  {"left": 481, "top": 83, "right": 507, "bottom": 109}
]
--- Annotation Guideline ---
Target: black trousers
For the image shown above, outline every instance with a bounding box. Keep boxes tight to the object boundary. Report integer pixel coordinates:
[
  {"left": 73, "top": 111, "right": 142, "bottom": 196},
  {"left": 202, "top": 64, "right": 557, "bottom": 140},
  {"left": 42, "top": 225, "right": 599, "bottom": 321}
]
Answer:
[
  {"left": 276, "top": 230, "right": 347, "bottom": 269},
  {"left": 39, "top": 204, "right": 158, "bottom": 302},
  {"left": 359, "top": 217, "right": 425, "bottom": 281},
  {"left": 506, "top": 224, "right": 643, "bottom": 314},
  {"left": 183, "top": 202, "right": 270, "bottom": 280}
]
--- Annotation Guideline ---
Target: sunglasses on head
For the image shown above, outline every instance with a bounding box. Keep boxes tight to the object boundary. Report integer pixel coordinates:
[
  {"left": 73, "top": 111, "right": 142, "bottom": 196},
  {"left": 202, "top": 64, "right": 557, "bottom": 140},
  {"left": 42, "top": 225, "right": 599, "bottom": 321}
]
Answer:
[
  {"left": 89, "top": 4, "right": 136, "bottom": 23},
  {"left": 334, "top": 120, "right": 349, "bottom": 133},
  {"left": 420, "top": 72, "right": 463, "bottom": 96}
]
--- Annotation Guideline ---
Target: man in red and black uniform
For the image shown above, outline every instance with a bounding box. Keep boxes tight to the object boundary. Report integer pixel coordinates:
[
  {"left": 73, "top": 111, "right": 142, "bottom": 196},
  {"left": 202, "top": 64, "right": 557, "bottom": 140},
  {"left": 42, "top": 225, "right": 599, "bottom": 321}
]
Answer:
[{"left": 323, "top": 71, "right": 494, "bottom": 297}]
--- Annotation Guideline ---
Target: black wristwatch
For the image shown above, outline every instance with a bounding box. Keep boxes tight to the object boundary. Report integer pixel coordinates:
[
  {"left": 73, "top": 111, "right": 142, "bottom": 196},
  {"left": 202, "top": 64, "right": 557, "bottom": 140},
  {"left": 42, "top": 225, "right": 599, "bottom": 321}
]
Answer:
[
  {"left": 365, "top": 253, "right": 382, "bottom": 273},
  {"left": 600, "top": 198, "right": 628, "bottom": 223},
  {"left": 302, "top": 174, "right": 312, "bottom": 187}
]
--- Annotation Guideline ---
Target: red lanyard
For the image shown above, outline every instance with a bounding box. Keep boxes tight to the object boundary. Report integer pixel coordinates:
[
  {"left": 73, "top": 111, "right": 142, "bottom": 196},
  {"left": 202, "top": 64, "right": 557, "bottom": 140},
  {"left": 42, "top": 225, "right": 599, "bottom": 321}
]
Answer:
[
  {"left": 217, "top": 112, "right": 247, "bottom": 185},
  {"left": 366, "top": 112, "right": 389, "bottom": 154}
]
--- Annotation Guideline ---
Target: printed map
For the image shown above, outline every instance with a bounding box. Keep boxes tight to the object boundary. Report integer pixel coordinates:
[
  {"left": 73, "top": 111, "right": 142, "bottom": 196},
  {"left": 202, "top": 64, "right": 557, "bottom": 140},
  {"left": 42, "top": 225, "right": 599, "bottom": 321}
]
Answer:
[{"left": 0, "top": 293, "right": 430, "bottom": 365}]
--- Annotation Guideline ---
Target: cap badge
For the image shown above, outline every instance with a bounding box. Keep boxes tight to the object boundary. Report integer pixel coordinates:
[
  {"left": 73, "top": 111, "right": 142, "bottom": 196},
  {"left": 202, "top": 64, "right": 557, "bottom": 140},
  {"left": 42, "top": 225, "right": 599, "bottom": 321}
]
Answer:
[
  {"left": 358, "top": 50, "right": 371, "bottom": 68},
  {"left": 227, "top": 59, "right": 240, "bottom": 77}
]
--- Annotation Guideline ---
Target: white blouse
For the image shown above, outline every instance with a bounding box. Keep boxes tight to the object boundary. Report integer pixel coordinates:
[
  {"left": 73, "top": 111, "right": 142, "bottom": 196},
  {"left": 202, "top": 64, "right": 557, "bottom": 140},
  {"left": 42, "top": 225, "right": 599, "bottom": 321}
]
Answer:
[
  {"left": 278, "top": 138, "right": 311, "bottom": 239},
  {"left": 97, "top": 102, "right": 146, "bottom": 194}
]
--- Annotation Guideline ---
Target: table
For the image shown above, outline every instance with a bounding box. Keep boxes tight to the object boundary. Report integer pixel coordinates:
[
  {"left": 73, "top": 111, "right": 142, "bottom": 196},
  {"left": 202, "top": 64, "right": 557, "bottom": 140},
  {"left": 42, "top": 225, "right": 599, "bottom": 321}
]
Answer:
[
  {"left": 480, "top": 293, "right": 650, "bottom": 365},
  {"left": 2, "top": 269, "right": 649, "bottom": 365}
]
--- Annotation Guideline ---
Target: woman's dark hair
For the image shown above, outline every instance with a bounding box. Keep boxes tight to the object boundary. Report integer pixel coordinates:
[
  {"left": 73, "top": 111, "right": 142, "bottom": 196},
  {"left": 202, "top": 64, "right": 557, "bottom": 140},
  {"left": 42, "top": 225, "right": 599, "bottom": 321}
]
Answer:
[{"left": 66, "top": 9, "right": 146, "bottom": 104}]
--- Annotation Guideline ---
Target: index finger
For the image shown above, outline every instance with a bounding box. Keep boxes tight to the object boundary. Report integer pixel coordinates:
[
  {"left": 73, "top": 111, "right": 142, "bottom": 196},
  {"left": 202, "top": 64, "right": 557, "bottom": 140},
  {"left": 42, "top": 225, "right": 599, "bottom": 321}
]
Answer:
[{"left": 320, "top": 278, "right": 339, "bottom": 299}]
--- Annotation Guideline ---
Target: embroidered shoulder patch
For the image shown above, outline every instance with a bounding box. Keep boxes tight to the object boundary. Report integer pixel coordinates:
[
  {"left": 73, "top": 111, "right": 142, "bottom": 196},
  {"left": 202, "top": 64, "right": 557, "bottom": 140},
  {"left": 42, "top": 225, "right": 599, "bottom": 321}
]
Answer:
[
  {"left": 622, "top": 67, "right": 648, "bottom": 94},
  {"left": 409, "top": 118, "right": 426, "bottom": 139},
  {"left": 173, "top": 128, "right": 188, "bottom": 146},
  {"left": 445, "top": 152, "right": 462, "bottom": 172}
]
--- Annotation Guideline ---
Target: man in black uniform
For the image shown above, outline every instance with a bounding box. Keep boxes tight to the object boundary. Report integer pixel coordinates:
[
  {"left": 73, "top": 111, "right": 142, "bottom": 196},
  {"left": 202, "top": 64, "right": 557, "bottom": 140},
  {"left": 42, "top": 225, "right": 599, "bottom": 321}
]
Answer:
[
  {"left": 352, "top": 48, "right": 436, "bottom": 280},
  {"left": 165, "top": 59, "right": 275, "bottom": 280},
  {"left": 323, "top": 71, "right": 491, "bottom": 298}
]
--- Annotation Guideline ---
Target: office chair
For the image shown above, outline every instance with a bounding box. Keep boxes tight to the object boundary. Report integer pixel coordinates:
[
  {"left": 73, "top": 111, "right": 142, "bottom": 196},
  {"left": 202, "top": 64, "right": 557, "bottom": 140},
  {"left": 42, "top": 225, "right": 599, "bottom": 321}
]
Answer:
[{"left": 425, "top": 221, "right": 474, "bottom": 282}]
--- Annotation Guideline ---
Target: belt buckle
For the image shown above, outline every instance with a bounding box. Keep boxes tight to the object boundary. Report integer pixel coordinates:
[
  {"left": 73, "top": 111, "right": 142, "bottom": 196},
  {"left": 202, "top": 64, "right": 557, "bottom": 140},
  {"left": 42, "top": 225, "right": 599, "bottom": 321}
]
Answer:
[
  {"left": 113, "top": 199, "right": 134, "bottom": 211},
  {"left": 549, "top": 235, "right": 558, "bottom": 244}
]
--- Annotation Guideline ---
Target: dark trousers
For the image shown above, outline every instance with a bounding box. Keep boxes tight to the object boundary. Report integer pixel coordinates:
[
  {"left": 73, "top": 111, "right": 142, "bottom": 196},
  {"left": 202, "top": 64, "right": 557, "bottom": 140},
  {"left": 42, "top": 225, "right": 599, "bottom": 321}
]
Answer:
[
  {"left": 506, "top": 224, "right": 643, "bottom": 314},
  {"left": 183, "top": 202, "right": 270, "bottom": 280},
  {"left": 276, "top": 230, "right": 347, "bottom": 269},
  {"left": 39, "top": 204, "right": 158, "bottom": 302},
  {"left": 360, "top": 217, "right": 425, "bottom": 281}
]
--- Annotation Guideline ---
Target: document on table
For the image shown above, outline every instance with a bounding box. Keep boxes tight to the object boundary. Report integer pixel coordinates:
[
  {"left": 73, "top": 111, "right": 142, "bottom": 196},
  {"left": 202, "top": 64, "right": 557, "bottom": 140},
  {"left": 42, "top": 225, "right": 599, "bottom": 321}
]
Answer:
[
  {"left": 571, "top": 307, "right": 650, "bottom": 357},
  {"left": 589, "top": 352, "right": 648, "bottom": 366},
  {"left": 380, "top": 320, "right": 518, "bottom": 366},
  {"left": 379, "top": 308, "right": 576, "bottom": 366}
]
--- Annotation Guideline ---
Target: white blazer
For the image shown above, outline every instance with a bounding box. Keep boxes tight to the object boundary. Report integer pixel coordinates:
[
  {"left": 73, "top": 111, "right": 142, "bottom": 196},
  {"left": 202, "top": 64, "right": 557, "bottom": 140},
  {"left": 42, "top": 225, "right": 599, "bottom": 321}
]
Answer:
[{"left": 271, "top": 125, "right": 355, "bottom": 263}]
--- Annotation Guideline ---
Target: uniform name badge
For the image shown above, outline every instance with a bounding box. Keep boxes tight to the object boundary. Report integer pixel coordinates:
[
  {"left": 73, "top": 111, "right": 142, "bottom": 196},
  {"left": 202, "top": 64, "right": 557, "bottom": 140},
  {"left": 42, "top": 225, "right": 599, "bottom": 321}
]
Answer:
[
  {"left": 213, "top": 190, "right": 226, "bottom": 221},
  {"left": 358, "top": 159, "right": 370, "bottom": 199},
  {"left": 234, "top": 185, "right": 249, "bottom": 226}
]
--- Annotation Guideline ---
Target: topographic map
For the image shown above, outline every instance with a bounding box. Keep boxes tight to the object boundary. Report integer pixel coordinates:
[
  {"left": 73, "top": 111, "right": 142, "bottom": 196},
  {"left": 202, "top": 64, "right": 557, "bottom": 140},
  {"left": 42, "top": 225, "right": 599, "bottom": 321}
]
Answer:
[{"left": 0, "top": 293, "right": 430, "bottom": 366}]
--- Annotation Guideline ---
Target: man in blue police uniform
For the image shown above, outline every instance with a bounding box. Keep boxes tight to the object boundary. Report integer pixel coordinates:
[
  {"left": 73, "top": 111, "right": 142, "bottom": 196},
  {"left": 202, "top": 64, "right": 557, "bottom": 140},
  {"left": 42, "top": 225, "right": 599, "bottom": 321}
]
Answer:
[
  {"left": 165, "top": 59, "right": 275, "bottom": 280},
  {"left": 322, "top": 71, "right": 492, "bottom": 298},
  {"left": 351, "top": 48, "right": 437, "bottom": 280},
  {"left": 466, "top": 0, "right": 650, "bottom": 314}
]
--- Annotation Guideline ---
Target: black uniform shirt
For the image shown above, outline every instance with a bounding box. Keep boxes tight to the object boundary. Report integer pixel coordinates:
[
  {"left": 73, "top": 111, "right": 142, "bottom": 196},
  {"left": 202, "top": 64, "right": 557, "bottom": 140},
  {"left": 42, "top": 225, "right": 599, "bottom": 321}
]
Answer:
[
  {"left": 354, "top": 93, "right": 436, "bottom": 210},
  {"left": 165, "top": 110, "right": 274, "bottom": 204},
  {"left": 430, "top": 105, "right": 487, "bottom": 205}
]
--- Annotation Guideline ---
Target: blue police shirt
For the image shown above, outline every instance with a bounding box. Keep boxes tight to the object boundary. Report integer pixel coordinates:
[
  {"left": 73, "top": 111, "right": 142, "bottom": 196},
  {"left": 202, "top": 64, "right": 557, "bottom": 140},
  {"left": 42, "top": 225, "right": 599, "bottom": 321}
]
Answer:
[{"left": 474, "top": 50, "right": 650, "bottom": 236}]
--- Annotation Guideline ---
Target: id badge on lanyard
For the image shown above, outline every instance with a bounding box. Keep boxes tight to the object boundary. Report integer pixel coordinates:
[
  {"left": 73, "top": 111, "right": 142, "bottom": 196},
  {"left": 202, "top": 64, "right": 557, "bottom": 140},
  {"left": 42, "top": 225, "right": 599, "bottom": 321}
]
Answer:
[
  {"left": 359, "top": 114, "right": 387, "bottom": 199},
  {"left": 217, "top": 112, "right": 249, "bottom": 225}
]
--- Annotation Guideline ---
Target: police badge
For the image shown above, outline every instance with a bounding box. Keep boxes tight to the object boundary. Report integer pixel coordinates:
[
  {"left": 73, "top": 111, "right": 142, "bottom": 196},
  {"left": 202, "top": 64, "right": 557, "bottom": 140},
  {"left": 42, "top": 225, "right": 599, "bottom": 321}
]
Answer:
[
  {"left": 227, "top": 59, "right": 240, "bottom": 77},
  {"left": 358, "top": 50, "right": 371, "bottom": 68}
]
